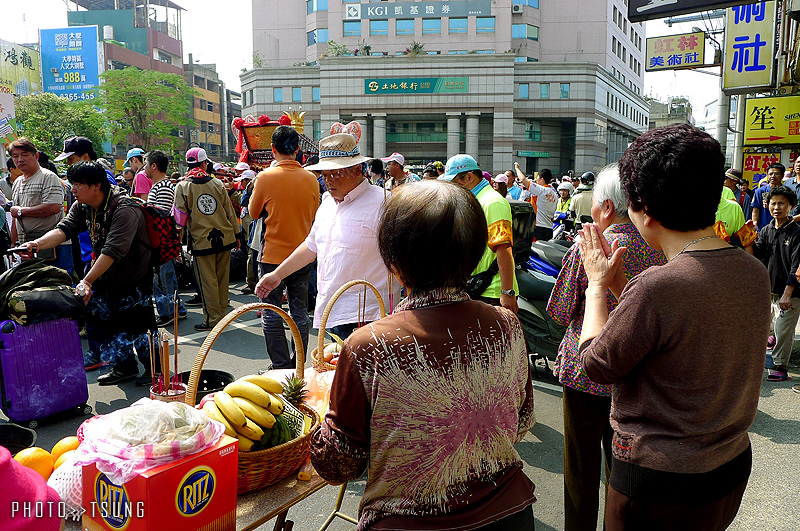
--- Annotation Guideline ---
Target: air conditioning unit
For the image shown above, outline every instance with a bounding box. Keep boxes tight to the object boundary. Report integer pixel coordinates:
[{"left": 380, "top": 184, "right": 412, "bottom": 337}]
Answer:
[{"left": 512, "top": 4, "right": 524, "bottom": 14}]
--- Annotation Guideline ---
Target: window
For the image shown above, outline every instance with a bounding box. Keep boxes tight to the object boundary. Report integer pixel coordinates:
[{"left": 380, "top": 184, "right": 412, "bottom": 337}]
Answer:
[
  {"left": 370, "top": 19, "right": 388, "bottom": 36},
  {"left": 449, "top": 50, "right": 467, "bottom": 54},
  {"left": 249, "top": 89, "right": 254, "bottom": 105},
  {"left": 560, "top": 83, "right": 570, "bottom": 98},
  {"left": 520, "top": 83, "right": 529, "bottom": 99},
  {"left": 514, "top": 24, "right": 539, "bottom": 40},
  {"left": 422, "top": 19, "right": 441, "bottom": 34},
  {"left": 200, "top": 121, "right": 207, "bottom": 133},
  {"left": 476, "top": 17, "right": 495, "bottom": 33},
  {"left": 513, "top": 0, "right": 539, "bottom": 6},
  {"left": 242, "top": 91, "right": 247, "bottom": 107},
  {"left": 449, "top": 18, "right": 467, "bottom": 34},
  {"left": 526, "top": 120, "right": 541, "bottom": 141},
  {"left": 292, "top": 87, "right": 302, "bottom": 102},
  {"left": 308, "top": 28, "right": 328, "bottom": 46},
  {"left": 540, "top": 83, "right": 549, "bottom": 98},
  {"left": 273, "top": 87, "right": 283, "bottom": 102},
  {"left": 426, "top": 50, "right": 440, "bottom": 54},
  {"left": 343, "top": 21, "right": 361, "bottom": 36},
  {"left": 306, "top": 0, "right": 327, "bottom": 13},
  {"left": 312, "top": 87, "right": 320, "bottom": 101},
  {"left": 313, "top": 120, "right": 322, "bottom": 141},
  {"left": 476, "top": 50, "right": 495, "bottom": 54},
  {"left": 514, "top": 56, "right": 527, "bottom": 62},
  {"left": 206, "top": 101, "right": 213, "bottom": 112},
  {"left": 396, "top": 19, "right": 414, "bottom": 35}
]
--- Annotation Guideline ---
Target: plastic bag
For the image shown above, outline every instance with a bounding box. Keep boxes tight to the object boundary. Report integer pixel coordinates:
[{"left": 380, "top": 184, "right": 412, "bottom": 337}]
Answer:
[
  {"left": 73, "top": 398, "right": 225, "bottom": 485},
  {"left": 263, "top": 368, "right": 335, "bottom": 419},
  {"left": 47, "top": 453, "right": 83, "bottom": 520}
]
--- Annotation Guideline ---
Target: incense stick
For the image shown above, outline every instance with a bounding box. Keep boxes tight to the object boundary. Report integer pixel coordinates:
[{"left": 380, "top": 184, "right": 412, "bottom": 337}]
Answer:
[{"left": 174, "top": 290, "right": 179, "bottom": 387}]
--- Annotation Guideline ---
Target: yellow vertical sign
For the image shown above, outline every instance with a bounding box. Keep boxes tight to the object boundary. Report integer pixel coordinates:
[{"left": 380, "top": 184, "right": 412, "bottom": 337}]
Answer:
[{"left": 722, "top": 1, "right": 776, "bottom": 93}]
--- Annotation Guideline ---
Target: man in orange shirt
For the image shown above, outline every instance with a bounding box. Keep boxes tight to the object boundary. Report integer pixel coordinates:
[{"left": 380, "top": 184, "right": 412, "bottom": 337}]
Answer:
[{"left": 248, "top": 126, "right": 320, "bottom": 368}]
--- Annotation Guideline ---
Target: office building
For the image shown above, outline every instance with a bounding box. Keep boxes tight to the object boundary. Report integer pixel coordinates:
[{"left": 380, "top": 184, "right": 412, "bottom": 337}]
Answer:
[{"left": 242, "top": 0, "right": 648, "bottom": 173}]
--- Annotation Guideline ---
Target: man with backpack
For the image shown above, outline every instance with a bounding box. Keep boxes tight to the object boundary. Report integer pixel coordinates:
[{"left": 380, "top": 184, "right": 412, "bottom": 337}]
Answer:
[
  {"left": 19, "top": 161, "right": 158, "bottom": 386},
  {"left": 145, "top": 150, "right": 187, "bottom": 327}
]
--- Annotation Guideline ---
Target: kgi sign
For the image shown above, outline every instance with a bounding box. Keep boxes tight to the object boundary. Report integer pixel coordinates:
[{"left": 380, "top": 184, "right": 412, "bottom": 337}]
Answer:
[
  {"left": 722, "top": 1, "right": 776, "bottom": 94},
  {"left": 345, "top": 1, "right": 491, "bottom": 20},
  {"left": 628, "top": 0, "right": 765, "bottom": 23}
]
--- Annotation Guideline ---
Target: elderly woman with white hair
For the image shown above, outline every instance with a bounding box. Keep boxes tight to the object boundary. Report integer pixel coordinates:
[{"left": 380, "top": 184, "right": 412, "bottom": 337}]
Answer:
[{"left": 546, "top": 164, "right": 666, "bottom": 531}]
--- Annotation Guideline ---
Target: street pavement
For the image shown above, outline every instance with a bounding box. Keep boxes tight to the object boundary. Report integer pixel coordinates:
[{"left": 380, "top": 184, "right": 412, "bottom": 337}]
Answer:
[{"left": 6, "top": 281, "right": 800, "bottom": 530}]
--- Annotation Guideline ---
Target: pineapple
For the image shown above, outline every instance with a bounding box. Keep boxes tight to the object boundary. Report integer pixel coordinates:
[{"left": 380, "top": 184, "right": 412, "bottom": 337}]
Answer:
[{"left": 282, "top": 375, "right": 308, "bottom": 408}]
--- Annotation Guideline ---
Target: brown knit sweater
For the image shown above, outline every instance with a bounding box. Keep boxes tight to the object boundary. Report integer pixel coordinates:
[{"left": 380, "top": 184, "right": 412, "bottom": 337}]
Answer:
[{"left": 580, "top": 247, "right": 770, "bottom": 501}]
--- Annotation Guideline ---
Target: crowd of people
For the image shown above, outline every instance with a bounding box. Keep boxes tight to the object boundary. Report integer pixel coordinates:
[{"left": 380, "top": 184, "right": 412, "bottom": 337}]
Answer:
[{"left": 1, "top": 121, "right": 796, "bottom": 530}]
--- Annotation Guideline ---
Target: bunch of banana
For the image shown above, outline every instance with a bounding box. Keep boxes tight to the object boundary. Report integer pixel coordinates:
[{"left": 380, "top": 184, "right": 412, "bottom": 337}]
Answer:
[{"left": 204, "top": 374, "right": 292, "bottom": 452}]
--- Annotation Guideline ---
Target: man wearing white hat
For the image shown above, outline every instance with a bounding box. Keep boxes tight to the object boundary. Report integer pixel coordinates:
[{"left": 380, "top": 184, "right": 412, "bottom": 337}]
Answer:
[
  {"left": 256, "top": 122, "right": 397, "bottom": 340},
  {"left": 382, "top": 152, "right": 419, "bottom": 191}
]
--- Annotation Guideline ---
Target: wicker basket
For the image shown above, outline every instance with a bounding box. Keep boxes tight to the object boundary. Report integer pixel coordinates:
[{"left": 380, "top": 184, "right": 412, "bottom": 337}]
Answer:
[
  {"left": 310, "top": 279, "right": 387, "bottom": 372},
  {"left": 185, "top": 302, "right": 320, "bottom": 494}
]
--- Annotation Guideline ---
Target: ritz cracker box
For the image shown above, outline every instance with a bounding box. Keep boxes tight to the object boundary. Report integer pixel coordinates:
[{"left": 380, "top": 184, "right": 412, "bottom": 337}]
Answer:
[{"left": 81, "top": 435, "right": 238, "bottom": 531}]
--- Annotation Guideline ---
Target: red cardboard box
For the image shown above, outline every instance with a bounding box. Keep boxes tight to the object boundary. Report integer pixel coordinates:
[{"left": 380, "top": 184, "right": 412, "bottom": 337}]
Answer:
[{"left": 81, "top": 435, "right": 238, "bottom": 531}]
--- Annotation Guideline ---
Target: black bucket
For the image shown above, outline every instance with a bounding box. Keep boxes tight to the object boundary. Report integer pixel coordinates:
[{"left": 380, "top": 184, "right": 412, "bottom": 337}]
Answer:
[
  {"left": 179, "top": 370, "right": 235, "bottom": 404},
  {"left": 0, "top": 423, "right": 37, "bottom": 455}
]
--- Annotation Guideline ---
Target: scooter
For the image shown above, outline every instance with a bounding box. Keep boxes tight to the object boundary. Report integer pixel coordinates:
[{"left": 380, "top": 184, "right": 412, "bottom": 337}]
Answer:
[{"left": 515, "top": 238, "right": 571, "bottom": 374}]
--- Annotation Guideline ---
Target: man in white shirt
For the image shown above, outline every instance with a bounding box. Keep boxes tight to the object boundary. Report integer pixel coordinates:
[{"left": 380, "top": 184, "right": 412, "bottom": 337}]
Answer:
[
  {"left": 256, "top": 124, "right": 396, "bottom": 339},
  {"left": 514, "top": 163, "right": 558, "bottom": 241},
  {"left": 8, "top": 137, "right": 71, "bottom": 274}
]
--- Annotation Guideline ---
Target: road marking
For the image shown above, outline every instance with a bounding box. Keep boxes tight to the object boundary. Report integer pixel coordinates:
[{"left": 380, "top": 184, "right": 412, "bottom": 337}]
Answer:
[
  {"left": 532, "top": 380, "right": 563, "bottom": 393},
  {"left": 175, "top": 317, "right": 262, "bottom": 345}
]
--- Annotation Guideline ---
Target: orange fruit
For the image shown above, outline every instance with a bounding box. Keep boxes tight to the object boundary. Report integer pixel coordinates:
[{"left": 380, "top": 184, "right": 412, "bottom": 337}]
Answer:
[
  {"left": 51, "top": 436, "right": 80, "bottom": 463},
  {"left": 54, "top": 449, "right": 76, "bottom": 470},
  {"left": 13, "top": 447, "right": 54, "bottom": 481}
]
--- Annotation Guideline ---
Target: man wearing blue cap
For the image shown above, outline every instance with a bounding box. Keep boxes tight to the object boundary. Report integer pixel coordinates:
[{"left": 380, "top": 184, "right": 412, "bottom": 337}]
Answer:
[
  {"left": 440, "top": 154, "right": 518, "bottom": 313},
  {"left": 126, "top": 147, "right": 150, "bottom": 200}
]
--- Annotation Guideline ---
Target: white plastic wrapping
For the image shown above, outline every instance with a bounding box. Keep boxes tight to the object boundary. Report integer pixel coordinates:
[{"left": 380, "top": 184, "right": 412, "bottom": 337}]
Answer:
[{"left": 73, "top": 398, "right": 224, "bottom": 484}]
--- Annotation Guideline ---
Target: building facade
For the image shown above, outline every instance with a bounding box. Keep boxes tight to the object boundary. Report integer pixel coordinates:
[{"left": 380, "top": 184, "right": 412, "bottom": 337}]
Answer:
[
  {"left": 647, "top": 96, "right": 693, "bottom": 129},
  {"left": 243, "top": 0, "right": 648, "bottom": 174},
  {"left": 67, "top": 0, "right": 185, "bottom": 165}
]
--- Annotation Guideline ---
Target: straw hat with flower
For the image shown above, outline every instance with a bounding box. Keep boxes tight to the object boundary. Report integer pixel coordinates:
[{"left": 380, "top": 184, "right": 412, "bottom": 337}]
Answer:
[{"left": 305, "top": 121, "right": 369, "bottom": 171}]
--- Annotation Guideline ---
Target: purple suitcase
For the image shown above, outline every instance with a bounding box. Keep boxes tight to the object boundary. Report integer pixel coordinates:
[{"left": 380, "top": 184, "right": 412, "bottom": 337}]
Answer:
[{"left": 0, "top": 318, "right": 91, "bottom": 428}]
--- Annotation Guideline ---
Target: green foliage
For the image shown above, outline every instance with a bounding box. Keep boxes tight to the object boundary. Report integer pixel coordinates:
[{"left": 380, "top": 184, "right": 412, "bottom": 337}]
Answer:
[
  {"left": 14, "top": 93, "right": 107, "bottom": 157},
  {"left": 404, "top": 41, "right": 425, "bottom": 56},
  {"left": 325, "top": 41, "right": 350, "bottom": 57},
  {"left": 97, "top": 67, "right": 196, "bottom": 151},
  {"left": 253, "top": 50, "right": 266, "bottom": 68}
]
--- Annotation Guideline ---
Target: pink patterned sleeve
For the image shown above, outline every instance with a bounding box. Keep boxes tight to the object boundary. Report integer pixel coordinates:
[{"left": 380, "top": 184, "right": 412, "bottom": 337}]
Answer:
[{"left": 546, "top": 245, "right": 584, "bottom": 327}]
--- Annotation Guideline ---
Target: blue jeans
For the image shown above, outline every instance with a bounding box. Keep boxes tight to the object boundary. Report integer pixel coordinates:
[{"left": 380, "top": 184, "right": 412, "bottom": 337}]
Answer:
[
  {"left": 53, "top": 244, "right": 74, "bottom": 276},
  {"left": 328, "top": 323, "right": 358, "bottom": 341},
  {"left": 259, "top": 262, "right": 312, "bottom": 369},
  {"left": 153, "top": 260, "right": 186, "bottom": 318},
  {"left": 86, "top": 275, "right": 157, "bottom": 374}
]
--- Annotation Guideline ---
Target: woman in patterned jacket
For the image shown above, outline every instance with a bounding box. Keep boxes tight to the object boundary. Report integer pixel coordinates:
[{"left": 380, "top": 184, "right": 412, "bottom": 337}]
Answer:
[
  {"left": 311, "top": 180, "right": 536, "bottom": 531},
  {"left": 546, "top": 164, "right": 665, "bottom": 531}
]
